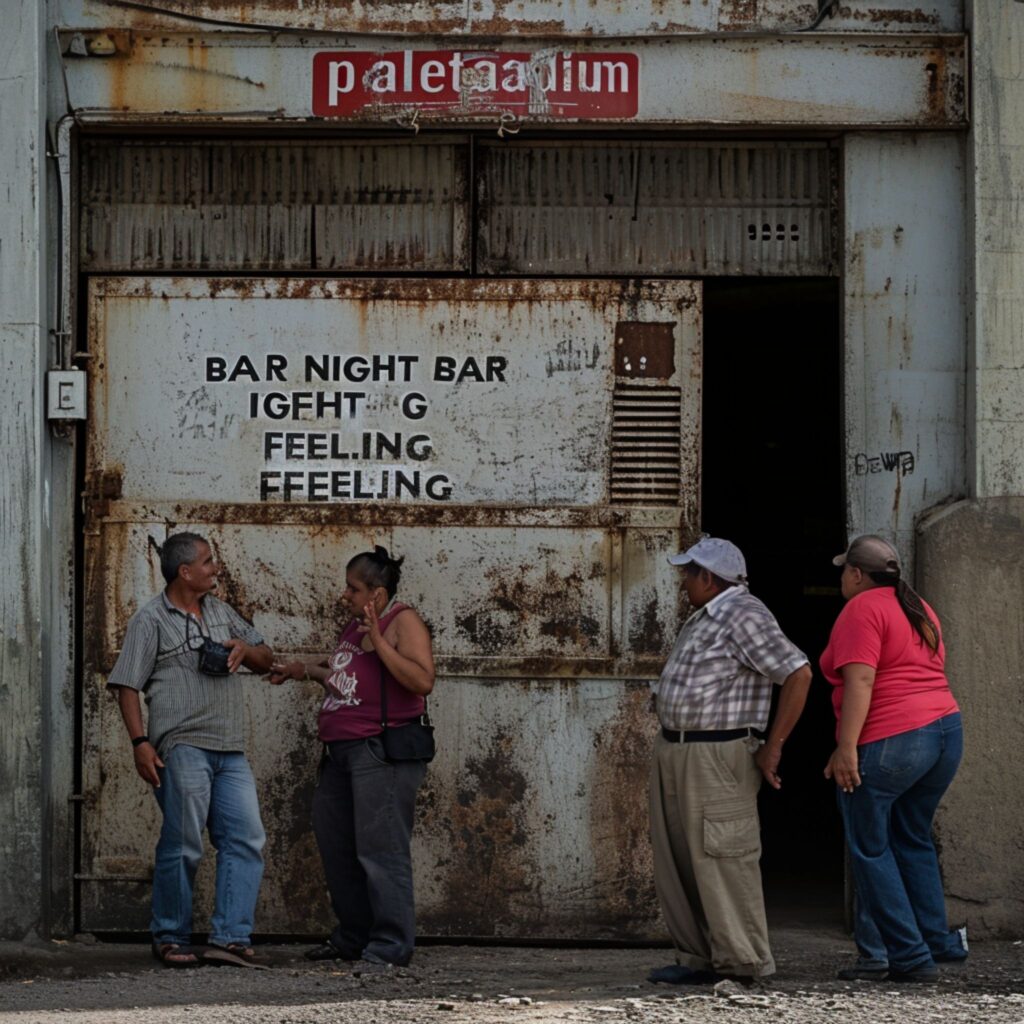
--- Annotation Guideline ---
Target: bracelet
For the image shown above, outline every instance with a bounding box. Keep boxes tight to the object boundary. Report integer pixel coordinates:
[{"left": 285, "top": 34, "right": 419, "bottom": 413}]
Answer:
[
  {"left": 303, "top": 665, "right": 311, "bottom": 682},
  {"left": 131, "top": 735, "right": 149, "bottom": 748}
]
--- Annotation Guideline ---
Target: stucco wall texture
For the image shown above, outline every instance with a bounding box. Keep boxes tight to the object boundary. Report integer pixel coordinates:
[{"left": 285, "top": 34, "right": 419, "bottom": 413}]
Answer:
[{"left": 920, "top": 499, "right": 1024, "bottom": 936}]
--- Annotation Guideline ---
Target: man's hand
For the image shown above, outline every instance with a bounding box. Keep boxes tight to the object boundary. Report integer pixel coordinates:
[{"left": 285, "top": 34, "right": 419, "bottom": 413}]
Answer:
[
  {"left": 223, "top": 637, "right": 250, "bottom": 673},
  {"left": 133, "top": 741, "right": 164, "bottom": 787},
  {"left": 825, "top": 745, "right": 861, "bottom": 794},
  {"left": 755, "top": 741, "right": 784, "bottom": 790}
]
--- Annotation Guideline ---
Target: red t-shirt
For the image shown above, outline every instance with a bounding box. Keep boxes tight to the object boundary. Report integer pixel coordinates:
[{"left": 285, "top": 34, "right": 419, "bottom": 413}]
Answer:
[
  {"left": 318, "top": 602, "right": 426, "bottom": 742},
  {"left": 819, "top": 587, "right": 959, "bottom": 745}
]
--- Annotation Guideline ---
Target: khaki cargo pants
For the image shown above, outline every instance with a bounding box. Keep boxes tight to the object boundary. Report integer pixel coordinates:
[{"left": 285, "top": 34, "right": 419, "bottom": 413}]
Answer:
[{"left": 649, "top": 732, "right": 775, "bottom": 977}]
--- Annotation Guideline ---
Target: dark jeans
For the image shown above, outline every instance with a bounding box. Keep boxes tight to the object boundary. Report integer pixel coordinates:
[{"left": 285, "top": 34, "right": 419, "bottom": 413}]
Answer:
[
  {"left": 838, "top": 712, "right": 963, "bottom": 973},
  {"left": 312, "top": 737, "right": 426, "bottom": 966}
]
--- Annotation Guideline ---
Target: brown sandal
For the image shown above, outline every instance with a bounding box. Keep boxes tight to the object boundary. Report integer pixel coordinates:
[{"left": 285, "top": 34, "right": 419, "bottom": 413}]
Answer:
[
  {"left": 151, "top": 941, "right": 202, "bottom": 968},
  {"left": 203, "top": 943, "right": 268, "bottom": 969}
]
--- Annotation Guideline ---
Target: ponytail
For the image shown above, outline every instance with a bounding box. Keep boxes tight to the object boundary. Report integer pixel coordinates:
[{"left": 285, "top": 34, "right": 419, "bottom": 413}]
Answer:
[{"left": 865, "top": 568, "right": 939, "bottom": 653}]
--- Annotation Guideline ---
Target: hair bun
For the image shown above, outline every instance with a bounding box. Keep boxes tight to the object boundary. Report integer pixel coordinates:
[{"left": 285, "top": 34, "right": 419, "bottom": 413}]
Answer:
[{"left": 373, "top": 544, "right": 390, "bottom": 562}]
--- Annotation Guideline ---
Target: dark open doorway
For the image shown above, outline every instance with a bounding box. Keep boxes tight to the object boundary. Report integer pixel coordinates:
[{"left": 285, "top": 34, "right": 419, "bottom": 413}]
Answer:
[{"left": 702, "top": 277, "right": 846, "bottom": 927}]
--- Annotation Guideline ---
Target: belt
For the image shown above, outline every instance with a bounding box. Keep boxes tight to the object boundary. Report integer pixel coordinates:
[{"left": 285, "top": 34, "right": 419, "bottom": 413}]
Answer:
[{"left": 661, "top": 726, "right": 764, "bottom": 744}]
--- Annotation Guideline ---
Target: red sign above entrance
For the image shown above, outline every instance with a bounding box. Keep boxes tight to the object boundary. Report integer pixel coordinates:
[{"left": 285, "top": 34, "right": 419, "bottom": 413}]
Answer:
[{"left": 312, "top": 51, "right": 640, "bottom": 119}]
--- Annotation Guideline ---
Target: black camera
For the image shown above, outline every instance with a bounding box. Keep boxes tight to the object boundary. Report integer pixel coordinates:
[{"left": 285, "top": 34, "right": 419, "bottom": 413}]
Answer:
[{"left": 197, "top": 638, "right": 232, "bottom": 676}]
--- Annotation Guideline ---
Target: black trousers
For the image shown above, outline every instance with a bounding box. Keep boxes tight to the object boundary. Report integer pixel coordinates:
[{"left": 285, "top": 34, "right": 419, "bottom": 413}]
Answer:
[{"left": 312, "top": 736, "right": 426, "bottom": 966}]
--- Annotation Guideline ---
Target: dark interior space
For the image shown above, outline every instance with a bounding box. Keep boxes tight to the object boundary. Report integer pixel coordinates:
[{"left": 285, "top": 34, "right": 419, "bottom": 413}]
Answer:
[{"left": 701, "top": 277, "right": 847, "bottom": 928}]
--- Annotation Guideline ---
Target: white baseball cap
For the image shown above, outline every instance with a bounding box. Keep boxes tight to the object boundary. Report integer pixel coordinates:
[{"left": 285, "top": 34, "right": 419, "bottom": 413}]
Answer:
[{"left": 668, "top": 537, "right": 748, "bottom": 584}]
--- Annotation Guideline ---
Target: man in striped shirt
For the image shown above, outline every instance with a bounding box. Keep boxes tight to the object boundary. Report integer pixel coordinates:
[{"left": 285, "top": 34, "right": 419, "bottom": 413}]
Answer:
[
  {"left": 648, "top": 537, "right": 812, "bottom": 986},
  {"left": 107, "top": 532, "right": 274, "bottom": 968}
]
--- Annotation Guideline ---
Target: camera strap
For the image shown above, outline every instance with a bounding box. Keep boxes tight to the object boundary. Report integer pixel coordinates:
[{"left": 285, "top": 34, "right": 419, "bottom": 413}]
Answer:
[{"left": 184, "top": 610, "right": 209, "bottom": 649}]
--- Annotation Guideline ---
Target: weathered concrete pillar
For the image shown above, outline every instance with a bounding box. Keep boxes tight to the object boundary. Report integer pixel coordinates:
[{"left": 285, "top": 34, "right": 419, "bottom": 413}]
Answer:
[
  {"left": 0, "top": 0, "right": 47, "bottom": 939},
  {"left": 918, "top": 500, "right": 1024, "bottom": 934},
  {"left": 917, "top": 2, "right": 1024, "bottom": 935}
]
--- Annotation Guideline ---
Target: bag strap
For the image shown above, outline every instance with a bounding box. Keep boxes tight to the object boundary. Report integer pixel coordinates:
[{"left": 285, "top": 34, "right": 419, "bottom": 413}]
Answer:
[{"left": 378, "top": 663, "right": 430, "bottom": 732}]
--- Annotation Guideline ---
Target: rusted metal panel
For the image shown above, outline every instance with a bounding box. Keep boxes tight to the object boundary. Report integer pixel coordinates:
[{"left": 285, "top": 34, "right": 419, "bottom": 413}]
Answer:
[
  {"left": 478, "top": 142, "right": 837, "bottom": 276},
  {"left": 81, "top": 139, "right": 469, "bottom": 272},
  {"left": 85, "top": 277, "right": 700, "bottom": 511},
  {"left": 58, "top": 32, "right": 968, "bottom": 129},
  {"left": 416, "top": 678, "right": 659, "bottom": 937},
  {"left": 843, "top": 133, "right": 966, "bottom": 570},
  {"left": 61, "top": 0, "right": 963, "bottom": 37},
  {"left": 80, "top": 276, "right": 700, "bottom": 936}
]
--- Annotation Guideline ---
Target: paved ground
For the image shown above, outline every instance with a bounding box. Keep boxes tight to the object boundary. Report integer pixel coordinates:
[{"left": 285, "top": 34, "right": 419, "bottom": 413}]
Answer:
[{"left": 1, "top": 929, "right": 1022, "bottom": 1023}]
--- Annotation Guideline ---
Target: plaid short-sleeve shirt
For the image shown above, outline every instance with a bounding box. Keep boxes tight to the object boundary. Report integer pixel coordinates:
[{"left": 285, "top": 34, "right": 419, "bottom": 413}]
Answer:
[
  {"left": 655, "top": 585, "right": 808, "bottom": 732},
  {"left": 107, "top": 591, "right": 265, "bottom": 758}
]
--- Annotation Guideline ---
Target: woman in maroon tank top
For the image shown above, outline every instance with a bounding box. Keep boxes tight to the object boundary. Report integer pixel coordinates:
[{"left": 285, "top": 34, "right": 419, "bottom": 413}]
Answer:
[{"left": 269, "top": 546, "right": 435, "bottom": 967}]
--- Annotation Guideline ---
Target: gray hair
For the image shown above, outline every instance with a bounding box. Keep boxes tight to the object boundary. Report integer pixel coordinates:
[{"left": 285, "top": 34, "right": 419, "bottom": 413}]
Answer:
[{"left": 159, "top": 532, "right": 208, "bottom": 584}]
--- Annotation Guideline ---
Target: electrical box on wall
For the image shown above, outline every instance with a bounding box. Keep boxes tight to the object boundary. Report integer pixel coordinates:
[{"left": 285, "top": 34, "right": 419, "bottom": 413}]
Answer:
[{"left": 47, "top": 370, "right": 87, "bottom": 420}]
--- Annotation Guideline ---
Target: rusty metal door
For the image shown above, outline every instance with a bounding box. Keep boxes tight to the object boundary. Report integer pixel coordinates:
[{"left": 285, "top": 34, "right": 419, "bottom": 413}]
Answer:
[{"left": 80, "top": 276, "right": 701, "bottom": 938}]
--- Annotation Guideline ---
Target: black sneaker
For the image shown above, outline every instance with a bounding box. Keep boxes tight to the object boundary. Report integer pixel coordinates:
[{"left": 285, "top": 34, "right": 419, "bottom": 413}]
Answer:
[
  {"left": 837, "top": 965, "right": 890, "bottom": 981},
  {"left": 304, "top": 940, "right": 361, "bottom": 962},
  {"left": 888, "top": 964, "right": 939, "bottom": 983}
]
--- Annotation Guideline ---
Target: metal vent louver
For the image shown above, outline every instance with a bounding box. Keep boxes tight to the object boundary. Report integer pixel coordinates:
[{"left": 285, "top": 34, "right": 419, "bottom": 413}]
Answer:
[{"left": 611, "top": 385, "right": 682, "bottom": 504}]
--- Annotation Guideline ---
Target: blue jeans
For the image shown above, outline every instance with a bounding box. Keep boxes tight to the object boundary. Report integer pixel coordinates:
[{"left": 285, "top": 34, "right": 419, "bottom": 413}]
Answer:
[
  {"left": 852, "top": 890, "right": 967, "bottom": 969},
  {"left": 312, "top": 737, "right": 426, "bottom": 966},
  {"left": 838, "top": 712, "right": 962, "bottom": 973},
  {"left": 152, "top": 745, "right": 266, "bottom": 947}
]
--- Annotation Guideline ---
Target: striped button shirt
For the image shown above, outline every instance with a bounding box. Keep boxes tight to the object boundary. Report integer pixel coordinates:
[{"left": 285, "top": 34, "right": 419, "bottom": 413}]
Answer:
[
  {"left": 107, "top": 591, "right": 265, "bottom": 758},
  {"left": 655, "top": 585, "right": 808, "bottom": 732}
]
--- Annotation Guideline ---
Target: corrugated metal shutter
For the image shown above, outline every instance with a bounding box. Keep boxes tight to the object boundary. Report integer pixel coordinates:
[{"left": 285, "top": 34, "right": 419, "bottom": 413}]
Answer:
[
  {"left": 476, "top": 141, "right": 837, "bottom": 276},
  {"left": 80, "top": 139, "right": 469, "bottom": 271}
]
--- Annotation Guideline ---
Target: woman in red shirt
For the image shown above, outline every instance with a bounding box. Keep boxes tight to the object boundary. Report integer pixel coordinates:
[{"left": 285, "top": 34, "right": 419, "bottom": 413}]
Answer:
[
  {"left": 820, "top": 535, "right": 964, "bottom": 982},
  {"left": 270, "top": 545, "right": 435, "bottom": 968}
]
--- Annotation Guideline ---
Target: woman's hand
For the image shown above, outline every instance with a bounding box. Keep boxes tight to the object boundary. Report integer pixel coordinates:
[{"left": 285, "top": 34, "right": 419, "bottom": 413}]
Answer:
[
  {"left": 358, "top": 600, "right": 384, "bottom": 648},
  {"left": 267, "top": 660, "right": 304, "bottom": 685},
  {"left": 825, "top": 745, "right": 861, "bottom": 793}
]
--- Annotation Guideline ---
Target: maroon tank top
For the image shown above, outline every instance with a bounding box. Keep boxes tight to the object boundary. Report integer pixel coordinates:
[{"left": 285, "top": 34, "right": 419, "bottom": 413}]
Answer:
[{"left": 317, "top": 601, "right": 426, "bottom": 742}]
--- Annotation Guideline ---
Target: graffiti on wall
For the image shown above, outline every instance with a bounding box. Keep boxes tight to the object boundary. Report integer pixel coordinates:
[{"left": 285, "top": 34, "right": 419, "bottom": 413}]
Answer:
[{"left": 852, "top": 450, "right": 916, "bottom": 477}]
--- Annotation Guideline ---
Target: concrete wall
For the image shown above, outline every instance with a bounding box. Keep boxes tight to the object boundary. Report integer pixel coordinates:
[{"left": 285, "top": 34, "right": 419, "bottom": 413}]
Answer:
[
  {"left": 966, "top": 3, "right": 1024, "bottom": 497},
  {"left": 0, "top": 0, "right": 47, "bottom": 939},
  {"left": 914, "top": 0, "right": 1024, "bottom": 937},
  {"left": 918, "top": 500, "right": 1024, "bottom": 934},
  {"left": 843, "top": 133, "right": 967, "bottom": 570}
]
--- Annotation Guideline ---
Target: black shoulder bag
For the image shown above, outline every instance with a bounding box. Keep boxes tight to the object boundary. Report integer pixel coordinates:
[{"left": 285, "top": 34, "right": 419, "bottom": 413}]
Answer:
[{"left": 379, "top": 673, "right": 436, "bottom": 763}]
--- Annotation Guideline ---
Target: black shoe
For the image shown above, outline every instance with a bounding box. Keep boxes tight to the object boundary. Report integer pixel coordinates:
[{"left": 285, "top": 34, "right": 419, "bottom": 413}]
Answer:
[
  {"left": 837, "top": 965, "right": 889, "bottom": 981},
  {"left": 647, "top": 964, "right": 720, "bottom": 985},
  {"left": 304, "top": 940, "right": 360, "bottom": 962},
  {"left": 888, "top": 964, "right": 939, "bottom": 983},
  {"left": 352, "top": 957, "right": 398, "bottom": 975}
]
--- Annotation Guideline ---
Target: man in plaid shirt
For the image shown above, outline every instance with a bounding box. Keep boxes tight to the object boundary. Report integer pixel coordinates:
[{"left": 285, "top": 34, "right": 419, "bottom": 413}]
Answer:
[{"left": 647, "top": 537, "right": 812, "bottom": 985}]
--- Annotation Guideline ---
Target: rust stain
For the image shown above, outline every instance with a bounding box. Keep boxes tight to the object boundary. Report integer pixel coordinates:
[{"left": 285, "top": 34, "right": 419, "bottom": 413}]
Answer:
[
  {"left": 627, "top": 587, "right": 666, "bottom": 656},
  {"left": 421, "top": 728, "right": 542, "bottom": 936},
  {"left": 454, "top": 565, "right": 602, "bottom": 656},
  {"left": 209, "top": 549, "right": 259, "bottom": 624},
  {"left": 588, "top": 685, "right": 659, "bottom": 936},
  {"left": 855, "top": 5, "right": 940, "bottom": 24},
  {"left": 717, "top": 0, "right": 759, "bottom": 32},
  {"left": 925, "top": 57, "right": 942, "bottom": 121}
]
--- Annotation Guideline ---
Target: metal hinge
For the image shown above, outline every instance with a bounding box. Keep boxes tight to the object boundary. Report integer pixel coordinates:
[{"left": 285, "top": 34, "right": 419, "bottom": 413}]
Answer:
[{"left": 82, "top": 468, "right": 123, "bottom": 520}]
